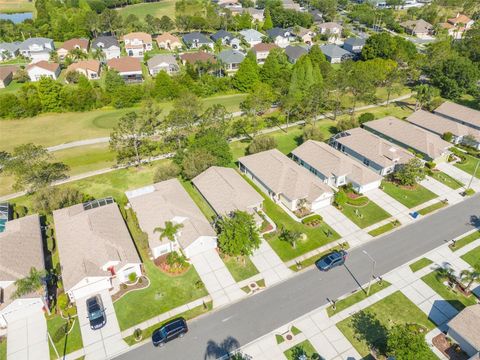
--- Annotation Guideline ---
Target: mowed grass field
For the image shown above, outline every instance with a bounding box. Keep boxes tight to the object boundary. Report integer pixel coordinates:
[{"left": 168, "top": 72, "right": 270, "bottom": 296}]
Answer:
[
  {"left": 0, "top": 93, "right": 247, "bottom": 151},
  {"left": 0, "top": 0, "right": 34, "bottom": 13},
  {"left": 117, "top": 0, "right": 176, "bottom": 19}
]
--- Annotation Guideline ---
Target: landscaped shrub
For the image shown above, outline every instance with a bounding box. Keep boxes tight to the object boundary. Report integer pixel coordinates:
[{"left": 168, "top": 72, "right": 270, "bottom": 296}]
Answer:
[
  {"left": 346, "top": 196, "right": 369, "bottom": 206},
  {"left": 128, "top": 272, "right": 137, "bottom": 283},
  {"left": 358, "top": 112, "right": 375, "bottom": 124},
  {"left": 442, "top": 132, "right": 453, "bottom": 142},
  {"left": 302, "top": 124, "right": 324, "bottom": 143},
  {"left": 57, "top": 293, "right": 69, "bottom": 312},
  {"left": 153, "top": 162, "right": 180, "bottom": 183},
  {"left": 13, "top": 204, "right": 28, "bottom": 219},
  {"left": 334, "top": 190, "right": 347, "bottom": 208},
  {"left": 247, "top": 135, "right": 277, "bottom": 154},
  {"left": 464, "top": 188, "right": 475, "bottom": 196},
  {"left": 425, "top": 161, "right": 436, "bottom": 169},
  {"left": 301, "top": 214, "right": 323, "bottom": 225}
]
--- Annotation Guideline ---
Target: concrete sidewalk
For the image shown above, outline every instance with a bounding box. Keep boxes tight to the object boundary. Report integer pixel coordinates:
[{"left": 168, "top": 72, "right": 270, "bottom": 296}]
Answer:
[
  {"left": 250, "top": 239, "right": 293, "bottom": 287},
  {"left": 420, "top": 176, "right": 463, "bottom": 205},
  {"left": 437, "top": 162, "right": 480, "bottom": 192},
  {"left": 366, "top": 188, "right": 414, "bottom": 225}
]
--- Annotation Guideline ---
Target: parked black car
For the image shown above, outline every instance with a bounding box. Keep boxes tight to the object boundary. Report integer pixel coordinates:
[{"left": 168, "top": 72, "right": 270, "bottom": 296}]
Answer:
[
  {"left": 316, "top": 250, "right": 347, "bottom": 271},
  {"left": 152, "top": 318, "right": 188, "bottom": 347},
  {"left": 86, "top": 295, "right": 106, "bottom": 330}
]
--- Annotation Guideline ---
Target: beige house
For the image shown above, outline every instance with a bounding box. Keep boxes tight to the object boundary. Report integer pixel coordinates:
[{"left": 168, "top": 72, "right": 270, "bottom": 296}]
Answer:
[
  {"left": 330, "top": 127, "right": 414, "bottom": 176},
  {"left": 66, "top": 59, "right": 101, "bottom": 80},
  {"left": 107, "top": 57, "right": 143, "bottom": 82},
  {"left": 363, "top": 116, "right": 452, "bottom": 162},
  {"left": 126, "top": 179, "right": 217, "bottom": 259},
  {"left": 434, "top": 101, "right": 480, "bottom": 132},
  {"left": 192, "top": 166, "right": 264, "bottom": 218},
  {"left": 53, "top": 198, "right": 142, "bottom": 301},
  {"left": 317, "top": 22, "right": 342, "bottom": 35},
  {"left": 447, "top": 304, "right": 480, "bottom": 357},
  {"left": 252, "top": 43, "right": 278, "bottom": 64},
  {"left": 442, "top": 13, "right": 474, "bottom": 39},
  {"left": 0, "top": 214, "right": 46, "bottom": 327},
  {"left": 400, "top": 19, "right": 433, "bottom": 37},
  {"left": 292, "top": 140, "right": 382, "bottom": 193},
  {"left": 57, "top": 38, "right": 89, "bottom": 59},
  {"left": 238, "top": 149, "right": 334, "bottom": 212},
  {"left": 407, "top": 110, "right": 479, "bottom": 150},
  {"left": 155, "top": 33, "right": 182, "bottom": 50},
  {"left": 147, "top": 54, "right": 179, "bottom": 75},
  {"left": 122, "top": 32, "right": 153, "bottom": 57}
]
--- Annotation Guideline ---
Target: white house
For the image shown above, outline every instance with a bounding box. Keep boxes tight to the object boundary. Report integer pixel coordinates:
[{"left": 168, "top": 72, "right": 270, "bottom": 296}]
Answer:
[
  {"left": 126, "top": 179, "right": 217, "bottom": 259},
  {"left": 19, "top": 37, "right": 54, "bottom": 63},
  {"left": 266, "top": 27, "right": 295, "bottom": 48},
  {"left": 122, "top": 32, "right": 153, "bottom": 57},
  {"left": 53, "top": 198, "right": 142, "bottom": 302},
  {"left": 92, "top": 36, "right": 121, "bottom": 60},
  {"left": 239, "top": 29, "right": 265, "bottom": 47},
  {"left": 147, "top": 54, "right": 179, "bottom": 76},
  {"left": 292, "top": 140, "right": 383, "bottom": 193},
  {"left": 26, "top": 61, "right": 61, "bottom": 81},
  {"left": 238, "top": 149, "right": 334, "bottom": 212}
]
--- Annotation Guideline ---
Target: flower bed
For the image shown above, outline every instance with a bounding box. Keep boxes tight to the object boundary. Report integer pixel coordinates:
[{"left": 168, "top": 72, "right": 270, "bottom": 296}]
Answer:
[
  {"left": 301, "top": 214, "right": 323, "bottom": 227},
  {"left": 112, "top": 276, "right": 150, "bottom": 302},
  {"left": 154, "top": 253, "right": 190, "bottom": 276}
]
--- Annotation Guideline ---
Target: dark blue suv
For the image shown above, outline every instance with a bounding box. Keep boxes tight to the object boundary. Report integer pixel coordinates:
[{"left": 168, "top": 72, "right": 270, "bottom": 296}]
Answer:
[
  {"left": 86, "top": 295, "right": 106, "bottom": 330},
  {"left": 316, "top": 250, "right": 347, "bottom": 271},
  {"left": 152, "top": 318, "right": 188, "bottom": 347}
]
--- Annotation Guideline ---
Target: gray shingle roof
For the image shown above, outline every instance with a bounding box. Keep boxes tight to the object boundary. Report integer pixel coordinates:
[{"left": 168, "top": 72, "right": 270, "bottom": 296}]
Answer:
[
  {"left": 92, "top": 36, "right": 119, "bottom": 49},
  {"left": 239, "top": 29, "right": 264, "bottom": 42},
  {"left": 266, "top": 27, "right": 289, "bottom": 39},
  {"left": 320, "top": 44, "right": 352, "bottom": 59},
  {"left": 0, "top": 42, "right": 21, "bottom": 53},
  {"left": 343, "top": 37, "right": 366, "bottom": 47},
  {"left": 285, "top": 45, "right": 308, "bottom": 61},
  {"left": 19, "top": 37, "right": 53, "bottom": 51},
  {"left": 147, "top": 54, "right": 178, "bottom": 68},
  {"left": 182, "top": 32, "right": 213, "bottom": 45},
  {"left": 211, "top": 30, "right": 234, "bottom": 42},
  {"left": 217, "top": 49, "right": 245, "bottom": 64}
]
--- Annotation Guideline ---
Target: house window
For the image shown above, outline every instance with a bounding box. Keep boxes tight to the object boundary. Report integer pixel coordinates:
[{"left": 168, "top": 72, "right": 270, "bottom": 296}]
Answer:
[{"left": 363, "top": 158, "right": 370, "bottom": 166}]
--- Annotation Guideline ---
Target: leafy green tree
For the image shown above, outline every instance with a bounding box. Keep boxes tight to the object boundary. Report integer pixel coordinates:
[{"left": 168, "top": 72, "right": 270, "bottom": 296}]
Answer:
[
  {"left": 358, "top": 112, "right": 374, "bottom": 124},
  {"left": 247, "top": 135, "right": 277, "bottom": 154},
  {"left": 109, "top": 102, "right": 163, "bottom": 166},
  {"left": 289, "top": 55, "right": 323, "bottom": 100},
  {"left": 217, "top": 211, "right": 261, "bottom": 258},
  {"left": 32, "top": 187, "right": 88, "bottom": 214},
  {"left": 362, "top": 33, "right": 417, "bottom": 64},
  {"left": 393, "top": 158, "right": 425, "bottom": 186},
  {"left": 166, "top": 93, "right": 202, "bottom": 148},
  {"left": 312, "top": 0, "right": 337, "bottom": 20},
  {"left": 104, "top": 69, "right": 125, "bottom": 94},
  {"left": 11, "top": 267, "right": 45, "bottom": 299},
  {"left": 302, "top": 124, "right": 324, "bottom": 143},
  {"left": 260, "top": 48, "right": 291, "bottom": 91},
  {"left": 159, "top": 15, "right": 175, "bottom": 32},
  {"left": 189, "top": 129, "right": 233, "bottom": 167},
  {"left": 180, "top": 148, "right": 217, "bottom": 179},
  {"left": 413, "top": 84, "right": 439, "bottom": 111},
  {"left": 263, "top": 8, "right": 273, "bottom": 30},
  {"left": 154, "top": 220, "right": 184, "bottom": 242},
  {"left": 153, "top": 162, "right": 181, "bottom": 183},
  {"left": 199, "top": 104, "right": 231, "bottom": 132},
  {"left": 232, "top": 54, "right": 260, "bottom": 92},
  {"left": 334, "top": 189, "right": 347, "bottom": 207},
  {"left": 279, "top": 228, "right": 302, "bottom": 249},
  {"left": 460, "top": 268, "right": 480, "bottom": 291},
  {"left": 37, "top": 77, "right": 63, "bottom": 112},
  {"left": 154, "top": 71, "right": 179, "bottom": 100},
  {"left": 240, "top": 83, "right": 276, "bottom": 135},
  {"left": 387, "top": 324, "right": 432, "bottom": 360}
]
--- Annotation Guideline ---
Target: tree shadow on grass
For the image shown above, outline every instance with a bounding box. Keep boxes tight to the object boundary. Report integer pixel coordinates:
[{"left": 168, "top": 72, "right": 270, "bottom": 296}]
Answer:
[
  {"left": 351, "top": 311, "right": 389, "bottom": 356},
  {"left": 204, "top": 336, "right": 240, "bottom": 360}
]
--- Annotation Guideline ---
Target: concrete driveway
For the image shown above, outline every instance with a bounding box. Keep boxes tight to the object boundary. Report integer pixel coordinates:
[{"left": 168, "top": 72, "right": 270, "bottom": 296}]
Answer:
[
  {"left": 77, "top": 290, "right": 127, "bottom": 360},
  {"left": 7, "top": 305, "right": 49, "bottom": 360},
  {"left": 190, "top": 249, "right": 246, "bottom": 308}
]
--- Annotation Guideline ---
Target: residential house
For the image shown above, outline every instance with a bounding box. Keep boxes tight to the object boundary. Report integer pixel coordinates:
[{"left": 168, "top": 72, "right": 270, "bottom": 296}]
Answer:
[
  {"left": 27, "top": 61, "right": 61, "bottom": 81},
  {"left": 91, "top": 36, "right": 120, "bottom": 60},
  {"left": 285, "top": 45, "right": 308, "bottom": 64},
  {"left": 320, "top": 44, "right": 353, "bottom": 63},
  {"left": 230, "top": 37, "right": 241, "bottom": 49},
  {"left": 182, "top": 32, "right": 214, "bottom": 50},
  {"left": 342, "top": 37, "right": 366, "bottom": 54},
  {"left": 0, "top": 67, "right": 13, "bottom": 88},
  {"left": 179, "top": 51, "right": 216, "bottom": 66},
  {"left": 238, "top": 149, "right": 334, "bottom": 212},
  {"left": 122, "top": 32, "right": 153, "bottom": 57},
  {"left": 211, "top": 29, "right": 235, "bottom": 45},
  {"left": 230, "top": 7, "right": 264, "bottom": 21},
  {"left": 126, "top": 179, "right": 217, "bottom": 259},
  {"left": 53, "top": 198, "right": 142, "bottom": 301},
  {"left": 239, "top": 29, "right": 265, "bottom": 47},
  {"left": 192, "top": 166, "right": 264, "bottom": 219},
  {"left": 309, "top": 9, "right": 323, "bottom": 25},
  {"left": 266, "top": 27, "right": 294, "bottom": 48},
  {"left": 252, "top": 43, "right": 278, "bottom": 63},
  {"left": 447, "top": 304, "right": 480, "bottom": 357},
  {"left": 363, "top": 116, "right": 452, "bottom": 162},
  {"left": 147, "top": 54, "right": 179, "bottom": 76},
  {"left": 57, "top": 38, "right": 89, "bottom": 60},
  {"left": 107, "top": 57, "right": 143, "bottom": 83},
  {"left": 400, "top": 19, "right": 433, "bottom": 37},
  {"left": 434, "top": 101, "right": 480, "bottom": 131},
  {"left": 156, "top": 33, "right": 183, "bottom": 50},
  {"left": 288, "top": 26, "right": 316, "bottom": 44},
  {"left": 19, "top": 37, "right": 54, "bottom": 63},
  {"left": 442, "top": 13, "right": 474, "bottom": 39},
  {"left": 282, "top": 0, "right": 301, "bottom": 11},
  {"left": 292, "top": 140, "right": 383, "bottom": 193},
  {"left": 317, "top": 22, "right": 343, "bottom": 36},
  {"left": 407, "top": 110, "right": 479, "bottom": 150},
  {"left": 217, "top": 49, "right": 245, "bottom": 73},
  {"left": 66, "top": 60, "right": 101, "bottom": 80},
  {"left": 0, "top": 42, "right": 20, "bottom": 61},
  {"left": 0, "top": 213, "right": 46, "bottom": 328},
  {"left": 329, "top": 127, "right": 414, "bottom": 176}
]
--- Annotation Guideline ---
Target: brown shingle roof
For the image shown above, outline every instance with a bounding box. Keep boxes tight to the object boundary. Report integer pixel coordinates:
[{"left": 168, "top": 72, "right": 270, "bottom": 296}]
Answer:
[
  {"left": 66, "top": 60, "right": 101, "bottom": 74},
  {"left": 156, "top": 33, "right": 181, "bottom": 44},
  {"left": 60, "top": 38, "right": 89, "bottom": 51},
  {"left": 27, "top": 60, "right": 60, "bottom": 73},
  {"left": 292, "top": 141, "right": 382, "bottom": 186},
  {"left": 448, "top": 14, "right": 472, "bottom": 25},
  {"left": 53, "top": 202, "right": 141, "bottom": 291},
  {"left": 363, "top": 116, "right": 452, "bottom": 160},
  {"left": 252, "top": 43, "right": 278, "bottom": 52},
  {"left": 180, "top": 51, "right": 216, "bottom": 64},
  {"left": 434, "top": 101, "right": 480, "bottom": 130},
  {"left": 238, "top": 149, "right": 333, "bottom": 203},
  {"left": 448, "top": 304, "right": 480, "bottom": 351},
  {"left": 122, "top": 32, "right": 152, "bottom": 44},
  {"left": 0, "top": 66, "right": 14, "bottom": 81},
  {"left": 192, "top": 167, "right": 264, "bottom": 216},
  {"left": 107, "top": 57, "right": 142, "bottom": 72}
]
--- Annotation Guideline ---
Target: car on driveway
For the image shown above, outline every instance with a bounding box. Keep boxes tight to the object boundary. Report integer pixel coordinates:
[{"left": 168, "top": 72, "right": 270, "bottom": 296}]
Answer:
[
  {"left": 152, "top": 318, "right": 188, "bottom": 347},
  {"left": 86, "top": 295, "right": 106, "bottom": 330},
  {"left": 316, "top": 250, "right": 347, "bottom": 271}
]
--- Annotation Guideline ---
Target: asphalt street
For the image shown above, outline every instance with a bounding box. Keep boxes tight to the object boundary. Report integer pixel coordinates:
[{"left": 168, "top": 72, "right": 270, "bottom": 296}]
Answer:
[{"left": 115, "top": 194, "right": 480, "bottom": 360}]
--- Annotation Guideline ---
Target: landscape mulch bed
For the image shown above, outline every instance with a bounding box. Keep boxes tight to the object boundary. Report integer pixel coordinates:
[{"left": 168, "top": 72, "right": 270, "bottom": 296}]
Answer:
[
  {"left": 112, "top": 276, "right": 149, "bottom": 302},
  {"left": 154, "top": 253, "right": 190, "bottom": 276},
  {"left": 432, "top": 333, "right": 469, "bottom": 360}
]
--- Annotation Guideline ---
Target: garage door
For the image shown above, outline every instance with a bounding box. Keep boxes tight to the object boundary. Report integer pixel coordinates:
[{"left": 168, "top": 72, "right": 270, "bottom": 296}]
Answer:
[
  {"left": 71, "top": 278, "right": 111, "bottom": 301},
  {"left": 184, "top": 236, "right": 217, "bottom": 258},
  {"left": 312, "top": 197, "right": 332, "bottom": 210},
  {"left": 1, "top": 298, "right": 45, "bottom": 325}
]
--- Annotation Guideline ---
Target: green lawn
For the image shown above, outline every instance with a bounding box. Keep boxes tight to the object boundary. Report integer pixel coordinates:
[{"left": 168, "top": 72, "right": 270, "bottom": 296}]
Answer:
[
  {"left": 454, "top": 151, "right": 480, "bottom": 179},
  {"left": 451, "top": 231, "right": 480, "bottom": 251},
  {"left": 327, "top": 280, "right": 392, "bottom": 317},
  {"left": 113, "top": 209, "right": 208, "bottom": 330},
  {"left": 340, "top": 199, "right": 391, "bottom": 229},
  {"left": 336, "top": 291, "right": 436, "bottom": 359},
  {"left": 417, "top": 201, "right": 447, "bottom": 216},
  {"left": 421, "top": 271, "right": 478, "bottom": 311},
  {"left": 409, "top": 258, "right": 433, "bottom": 272},
  {"left": 284, "top": 340, "right": 319, "bottom": 360},
  {"left": 53, "top": 143, "right": 117, "bottom": 176},
  {"left": 124, "top": 301, "right": 213, "bottom": 345},
  {"left": 0, "top": 80, "right": 24, "bottom": 94},
  {"left": 117, "top": 0, "right": 176, "bottom": 19},
  {"left": 368, "top": 220, "right": 401, "bottom": 237},
  {"left": 180, "top": 180, "right": 217, "bottom": 222},
  {"left": 430, "top": 171, "right": 464, "bottom": 190},
  {"left": 46, "top": 315, "right": 83, "bottom": 358},
  {"left": 461, "top": 246, "right": 480, "bottom": 269},
  {"left": 0, "top": 336, "right": 6, "bottom": 360},
  {"left": 381, "top": 181, "right": 437, "bottom": 208},
  {"left": 0, "top": 0, "right": 35, "bottom": 13},
  {"left": 221, "top": 255, "right": 259, "bottom": 282}
]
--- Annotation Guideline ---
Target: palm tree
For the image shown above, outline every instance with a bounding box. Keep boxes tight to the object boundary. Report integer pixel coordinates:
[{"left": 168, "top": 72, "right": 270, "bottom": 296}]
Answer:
[
  {"left": 435, "top": 266, "right": 456, "bottom": 287},
  {"left": 11, "top": 267, "right": 45, "bottom": 300},
  {"left": 154, "top": 221, "right": 184, "bottom": 242},
  {"left": 460, "top": 269, "right": 480, "bottom": 291}
]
